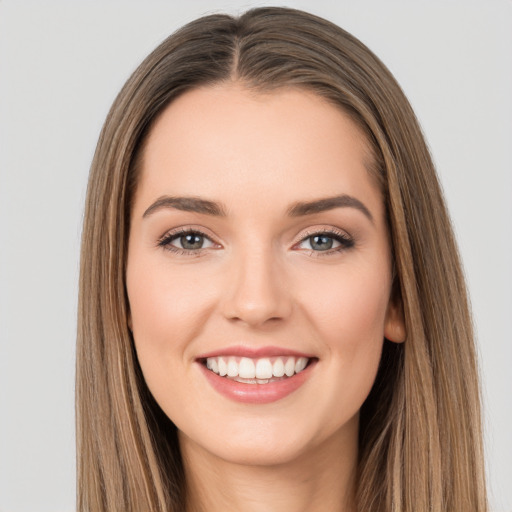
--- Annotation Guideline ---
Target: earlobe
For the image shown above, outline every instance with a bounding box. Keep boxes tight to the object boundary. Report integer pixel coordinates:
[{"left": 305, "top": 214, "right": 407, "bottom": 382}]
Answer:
[{"left": 384, "top": 300, "right": 406, "bottom": 344}]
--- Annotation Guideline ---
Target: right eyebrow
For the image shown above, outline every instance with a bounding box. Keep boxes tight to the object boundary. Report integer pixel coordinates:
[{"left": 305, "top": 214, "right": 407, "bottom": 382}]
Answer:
[{"left": 142, "top": 196, "right": 228, "bottom": 218}]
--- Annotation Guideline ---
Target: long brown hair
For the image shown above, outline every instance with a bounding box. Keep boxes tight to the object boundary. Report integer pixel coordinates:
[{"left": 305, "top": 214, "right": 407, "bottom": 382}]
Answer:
[{"left": 77, "top": 7, "right": 487, "bottom": 511}]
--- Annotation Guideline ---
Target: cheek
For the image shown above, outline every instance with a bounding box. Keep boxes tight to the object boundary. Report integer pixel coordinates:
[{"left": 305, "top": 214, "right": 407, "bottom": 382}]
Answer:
[
  {"left": 128, "top": 259, "right": 214, "bottom": 343},
  {"left": 128, "top": 273, "right": 170, "bottom": 356},
  {"left": 297, "top": 260, "right": 391, "bottom": 400},
  {"left": 299, "top": 266, "right": 390, "bottom": 414},
  {"left": 126, "top": 256, "right": 221, "bottom": 397},
  {"left": 125, "top": 247, "right": 213, "bottom": 446},
  {"left": 298, "top": 261, "right": 391, "bottom": 347}
]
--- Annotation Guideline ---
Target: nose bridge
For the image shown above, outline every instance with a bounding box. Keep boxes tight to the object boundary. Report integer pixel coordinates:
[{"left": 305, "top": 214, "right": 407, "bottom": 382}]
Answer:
[{"left": 222, "top": 243, "right": 291, "bottom": 326}]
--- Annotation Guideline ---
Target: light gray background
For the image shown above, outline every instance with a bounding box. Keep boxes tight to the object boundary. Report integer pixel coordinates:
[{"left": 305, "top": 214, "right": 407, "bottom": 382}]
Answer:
[{"left": 0, "top": 1, "right": 511, "bottom": 511}]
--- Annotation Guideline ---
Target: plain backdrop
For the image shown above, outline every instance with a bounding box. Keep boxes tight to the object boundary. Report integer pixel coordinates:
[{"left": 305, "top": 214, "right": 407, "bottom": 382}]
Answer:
[{"left": 0, "top": 1, "right": 511, "bottom": 511}]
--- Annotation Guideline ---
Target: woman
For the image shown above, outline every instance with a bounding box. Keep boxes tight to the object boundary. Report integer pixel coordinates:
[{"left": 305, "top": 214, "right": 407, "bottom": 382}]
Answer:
[{"left": 76, "top": 7, "right": 487, "bottom": 511}]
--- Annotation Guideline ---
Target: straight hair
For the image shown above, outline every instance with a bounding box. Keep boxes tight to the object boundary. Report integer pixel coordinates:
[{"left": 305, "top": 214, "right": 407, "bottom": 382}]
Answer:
[{"left": 77, "top": 7, "right": 487, "bottom": 511}]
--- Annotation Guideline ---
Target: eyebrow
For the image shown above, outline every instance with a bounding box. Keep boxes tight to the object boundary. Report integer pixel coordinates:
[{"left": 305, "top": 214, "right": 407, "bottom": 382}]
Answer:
[
  {"left": 286, "top": 194, "right": 374, "bottom": 222},
  {"left": 143, "top": 196, "right": 228, "bottom": 218},
  {"left": 142, "top": 193, "right": 373, "bottom": 222}
]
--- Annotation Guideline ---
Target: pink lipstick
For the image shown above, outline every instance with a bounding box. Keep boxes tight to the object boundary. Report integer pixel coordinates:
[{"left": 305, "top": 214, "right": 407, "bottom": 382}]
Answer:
[{"left": 196, "top": 346, "right": 317, "bottom": 404}]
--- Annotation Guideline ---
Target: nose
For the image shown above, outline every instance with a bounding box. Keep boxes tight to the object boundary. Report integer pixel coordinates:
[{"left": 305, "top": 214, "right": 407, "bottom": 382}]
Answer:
[{"left": 221, "top": 248, "right": 292, "bottom": 328}]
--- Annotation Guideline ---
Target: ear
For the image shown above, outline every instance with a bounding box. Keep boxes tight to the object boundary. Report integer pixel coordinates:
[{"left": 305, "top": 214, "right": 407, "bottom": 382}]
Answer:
[{"left": 384, "top": 293, "right": 406, "bottom": 344}]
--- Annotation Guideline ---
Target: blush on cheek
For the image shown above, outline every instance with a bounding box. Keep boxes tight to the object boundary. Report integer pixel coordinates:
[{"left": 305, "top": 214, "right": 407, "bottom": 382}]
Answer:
[{"left": 308, "top": 277, "right": 390, "bottom": 338}]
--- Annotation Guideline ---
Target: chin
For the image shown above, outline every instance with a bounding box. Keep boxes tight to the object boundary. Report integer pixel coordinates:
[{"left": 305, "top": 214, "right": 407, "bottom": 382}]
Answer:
[
  {"left": 203, "top": 435, "right": 313, "bottom": 467},
  {"left": 178, "top": 411, "right": 353, "bottom": 469}
]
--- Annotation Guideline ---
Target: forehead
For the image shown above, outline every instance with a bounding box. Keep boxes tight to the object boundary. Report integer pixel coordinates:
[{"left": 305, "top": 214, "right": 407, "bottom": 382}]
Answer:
[{"left": 135, "top": 83, "right": 383, "bottom": 218}]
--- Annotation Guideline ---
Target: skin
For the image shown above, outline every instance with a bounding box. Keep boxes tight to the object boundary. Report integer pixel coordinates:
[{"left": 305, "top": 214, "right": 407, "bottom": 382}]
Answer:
[{"left": 126, "top": 83, "right": 405, "bottom": 512}]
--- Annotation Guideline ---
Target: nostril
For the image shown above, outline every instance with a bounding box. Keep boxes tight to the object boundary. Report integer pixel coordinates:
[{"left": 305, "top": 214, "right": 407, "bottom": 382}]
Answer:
[{"left": 220, "top": 268, "right": 293, "bottom": 326}]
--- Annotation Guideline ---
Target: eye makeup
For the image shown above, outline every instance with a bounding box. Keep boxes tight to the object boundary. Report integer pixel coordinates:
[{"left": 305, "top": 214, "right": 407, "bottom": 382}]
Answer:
[
  {"left": 157, "top": 227, "right": 220, "bottom": 257},
  {"left": 157, "top": 225, "right": 355, "bottom": 258},
  {"left": 292, "top": 227, "right": 354, "bottom": 257}
]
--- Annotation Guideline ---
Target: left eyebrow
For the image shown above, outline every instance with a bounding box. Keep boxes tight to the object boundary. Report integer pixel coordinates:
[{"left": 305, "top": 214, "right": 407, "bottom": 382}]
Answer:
[{"left": 286, "top": 194, "right": 374, "bottom": 223}]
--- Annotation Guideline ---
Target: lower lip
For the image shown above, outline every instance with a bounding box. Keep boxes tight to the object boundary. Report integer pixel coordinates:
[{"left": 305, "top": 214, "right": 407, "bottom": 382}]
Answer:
[{"left": 197, "top": 361, "right": 316, "bottom": 404}]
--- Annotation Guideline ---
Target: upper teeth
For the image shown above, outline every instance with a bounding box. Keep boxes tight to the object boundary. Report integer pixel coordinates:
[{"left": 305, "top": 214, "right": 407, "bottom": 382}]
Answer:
[{"left": 206, "top": 356, "right": 309, "bottom": 379}]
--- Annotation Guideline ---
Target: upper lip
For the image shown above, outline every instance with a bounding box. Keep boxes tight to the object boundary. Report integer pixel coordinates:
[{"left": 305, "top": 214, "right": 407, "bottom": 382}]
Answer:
[{"left": 196, "top": 345, "right": 315, "bottom": 360}]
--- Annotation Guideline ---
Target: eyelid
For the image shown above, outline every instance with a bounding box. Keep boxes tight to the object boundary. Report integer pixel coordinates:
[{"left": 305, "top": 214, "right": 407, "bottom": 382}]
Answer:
[
  {"left": 291, "top": 225, "right": 352, "bottom": 246},
  {"left": 157, "top": 226, "right": 222, "bottom": 252},
  {"left": 291, "top": 226, "right": 355, "bottom": 255},
  {"left": 156, "top": 224, "right": 354, "bottom": 256}
]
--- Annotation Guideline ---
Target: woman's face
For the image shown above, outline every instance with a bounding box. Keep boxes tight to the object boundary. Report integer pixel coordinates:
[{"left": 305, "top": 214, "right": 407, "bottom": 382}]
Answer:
[{"left": 126, "top": 84, "right": 404, "bottom": 466}]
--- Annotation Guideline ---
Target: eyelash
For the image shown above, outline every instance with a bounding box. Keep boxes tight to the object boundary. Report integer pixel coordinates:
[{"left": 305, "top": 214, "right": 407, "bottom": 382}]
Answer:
[
  {"left": 294, "top": 228, "right": 355, "bottom": 257},
  {"left": 157, "top": 228, "right": 217, "bottom": 257},
  {"left": 157, "top": 227, "right": 355, "bottom": 257}
]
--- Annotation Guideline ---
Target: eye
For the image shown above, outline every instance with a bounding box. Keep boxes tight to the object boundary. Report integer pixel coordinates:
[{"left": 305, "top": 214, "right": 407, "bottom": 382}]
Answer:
[
  {"left": 296, "top": 230, "right": 354, "bottom": 254},
  {"left": 158, "top": 229, "right": 217, "bottom": 254}
]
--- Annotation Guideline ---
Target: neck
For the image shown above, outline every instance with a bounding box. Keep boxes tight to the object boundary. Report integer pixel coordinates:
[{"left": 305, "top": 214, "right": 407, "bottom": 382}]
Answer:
[{"left": 180, "top": 426, "right": 358, "bottom": 512}]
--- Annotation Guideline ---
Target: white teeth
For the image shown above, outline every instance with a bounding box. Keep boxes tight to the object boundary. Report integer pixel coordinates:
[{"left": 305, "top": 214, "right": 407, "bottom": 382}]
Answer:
[
  {"left": 284, "top": 358, "right": 295, "bottom": 377},
  {"left": 204, "top": 355, "right": 311, "bottom": 381},
  {"left": 255, "top": 358, "right": 273, "bottom": 379},
  {"left": 272, "top": 358, "right": 285, "bottom": 377},
  {"left": 233, "top": 377, "right": 270, "bottom": 385},
  {"left": 239, "top": 357, "right": 256, "bottom": 379},
  {"left": 295, "top": 357, "right": 308, "bottom": 373},
  {"left": 206, "top": 358, "right": 219, "bottom": 374},
  {"left": 218, "top": 357, "right": 228, "bottom": 376},
  {"left": 227, "top": 357, "right": 238, "bottom": 377}
]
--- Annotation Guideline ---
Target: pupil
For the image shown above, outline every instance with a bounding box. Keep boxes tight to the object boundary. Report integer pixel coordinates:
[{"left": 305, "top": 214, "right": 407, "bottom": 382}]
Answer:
[
  {"left": 311, "top": 235, "right": 333, "bottom": 251},
  {"left": 181, "top": 234, "right": 203, "bottom": 250}
]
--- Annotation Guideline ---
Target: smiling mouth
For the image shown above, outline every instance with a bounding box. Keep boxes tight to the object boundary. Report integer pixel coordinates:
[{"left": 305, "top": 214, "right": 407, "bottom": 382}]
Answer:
[{"left": 201, "top": 356, "right": 313, "bottom": 384}]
